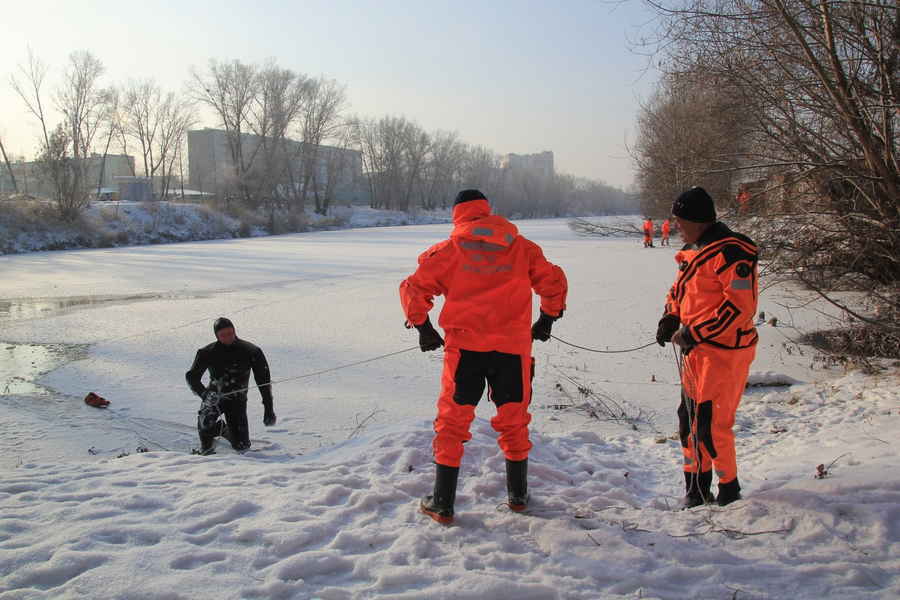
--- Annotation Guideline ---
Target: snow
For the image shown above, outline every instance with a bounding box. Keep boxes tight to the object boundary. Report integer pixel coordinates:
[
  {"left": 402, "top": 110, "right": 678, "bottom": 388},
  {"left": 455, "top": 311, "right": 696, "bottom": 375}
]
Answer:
[
  {"left": 1, "top": 219, "right": 898, "bottom": 599},
  {"left": 324, "top": 205, "right": 452, "bottom": 229},
  {"left": 745, "top": 371, "right": 803, "bottom": 387}
]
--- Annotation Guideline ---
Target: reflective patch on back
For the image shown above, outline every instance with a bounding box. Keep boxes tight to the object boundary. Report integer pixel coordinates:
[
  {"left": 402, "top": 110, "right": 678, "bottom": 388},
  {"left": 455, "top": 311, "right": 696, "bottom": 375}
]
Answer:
[
  {"left": 472, "top": 227, "right": 494, "bottom": 237},
  {"left": 731, "top": 279, "right": 752, "bottom": 290},
  {"left": 460, "top": 240, "right": 505, "bottom": 252}
]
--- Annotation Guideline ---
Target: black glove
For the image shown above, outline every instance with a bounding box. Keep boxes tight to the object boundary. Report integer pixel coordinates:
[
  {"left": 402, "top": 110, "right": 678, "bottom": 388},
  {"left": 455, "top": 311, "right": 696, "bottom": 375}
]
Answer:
[
  {"left": 531, "top": 311, "right": 559, "bottom": 342},
  {"left": 656, "top": 314, "right": 680, "bottom": 346},
  {"left": 672, "top": 327, "right": 698, "bottom": 353},
  {"left": 263, "top": 400, "right": 277, "bottom": 426},
  {"left": 414, "top": 317, "right": 444, "bottom": 352}
]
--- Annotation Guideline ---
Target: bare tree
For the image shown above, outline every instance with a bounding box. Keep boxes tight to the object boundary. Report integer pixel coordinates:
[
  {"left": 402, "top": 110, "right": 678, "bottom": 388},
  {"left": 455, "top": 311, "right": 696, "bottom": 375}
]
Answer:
[
  {"left": 640, "top": 0, "right": 899, "bottom": 352},
  {"left": 353, "top": 116, "right": 385, "bottom": 208},
  {"left": 157, "top": 95, "right": 195, "bottom": 201},
  {"left": 295, "top": 77, "right": 346, "bottom": 214},
  {"left": 57, "top": 51, "right": 106, "bottom": 173},
  {"left": 632, "top": 72, "right": 750, "bottom": 216},
  {"left": 122, "top": 79, "right": 196, "bottom": 199},
  {"left": 399, "top": 123, "right": 431, "bottom": 211},
  {"left": 353, "top": 113, "right": 614, "bottom": 219},
  {"left": 317, "top": 125, "right": 358, "bottom": 215},
  {"left": 422, "top": 130, "right": 464, "bottom": 209},
  {"left": 191, "top": 59, "right": 259, "bottom": 206},
  {"left": 11, "top": 49, "right": 107, "bottom": 219},
  {"left": 354, "top": 115, "right": 414, "bottom": 210},
  {"left": 247, "top": 62, "right": 311, "bottom": 227},
  {"left": 122, "top": 80, "right": 159, "bottom": 178},
  {"left": 10, "top": 48, "right": 52, "bottom": 158},
  {"left": 0, "top": 133, "right": 17, "bottom": 193},
  {"left": 94, "top": 86, "right": 121, "bottom": 199},
  {"left": 459, "top": 144, "right": 499, "bottom": 193}
]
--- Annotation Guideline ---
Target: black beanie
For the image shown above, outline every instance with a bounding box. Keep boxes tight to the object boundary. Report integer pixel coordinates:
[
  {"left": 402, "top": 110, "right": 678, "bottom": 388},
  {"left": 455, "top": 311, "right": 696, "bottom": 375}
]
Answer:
[
  {"left": 213, "top": 317, "right": 234, "bottom": 334},
  {"left": 454, "top": 189, "right": 487, "bottom": 205},
  {"left": 672, "top": 187, "right": 716, "bottom": 223}
]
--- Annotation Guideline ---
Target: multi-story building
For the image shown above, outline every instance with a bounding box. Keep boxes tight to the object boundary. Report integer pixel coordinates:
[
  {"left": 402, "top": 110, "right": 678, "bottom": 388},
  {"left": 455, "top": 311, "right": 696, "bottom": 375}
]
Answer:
[
  {"left": 500, "top": 151, "right": 555, "bottom": 180},
  {"left": 188, "top": 129, "right": 363, "bottom": 204}
]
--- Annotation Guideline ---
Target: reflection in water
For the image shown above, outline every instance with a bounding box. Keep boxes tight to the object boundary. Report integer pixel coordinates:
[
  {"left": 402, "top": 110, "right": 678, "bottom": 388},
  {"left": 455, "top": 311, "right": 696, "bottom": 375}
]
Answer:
[
  {"left": 0, "top": 292, "right": 203, "bottom": 322},
  {"left": 0, "top": 292, "right": 202, "bottom": 467},
  {"left": 0, "top": 292, "right": 202, "bottom": 395},
  {"left": 0, "top": 342, "right": 89, "bottom": 396}
]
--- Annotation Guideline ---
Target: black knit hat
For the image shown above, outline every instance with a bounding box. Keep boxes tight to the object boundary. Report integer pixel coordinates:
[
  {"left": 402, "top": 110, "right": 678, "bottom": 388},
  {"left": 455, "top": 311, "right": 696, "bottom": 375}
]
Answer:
[
  {"left": 213, "top": 317, "right": 234, "bottom": 334},
  {"left": 454, "top": 189, "right": 487, "bottom": 205},
  {"left": 672, "top": 187, "right": 716, "bottom": 223}
]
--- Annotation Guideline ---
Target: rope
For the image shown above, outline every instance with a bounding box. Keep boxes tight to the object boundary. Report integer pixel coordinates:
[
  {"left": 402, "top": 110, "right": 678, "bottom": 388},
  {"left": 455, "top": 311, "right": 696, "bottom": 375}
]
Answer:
[
  {"left": 675, "top": 345, "right": 710, "bottom": 504},
  {"left": 219, "top": 345, "right": 420, "bottom": 398},
  {"left": 550, "top": 335, "right": 658, "bottom": 354}
]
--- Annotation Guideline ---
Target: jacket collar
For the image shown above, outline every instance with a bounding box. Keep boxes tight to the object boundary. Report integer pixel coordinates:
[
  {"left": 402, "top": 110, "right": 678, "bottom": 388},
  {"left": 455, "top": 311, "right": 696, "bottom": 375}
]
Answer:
[
  {"left": 696, "top": 221, "right": 731, "bottom": 249},
  {"left": 451, "top": 200, "right": 518, "bottom": 247},
  {"left": 452, "top": 198, "right": 491, "bottom": 225}
]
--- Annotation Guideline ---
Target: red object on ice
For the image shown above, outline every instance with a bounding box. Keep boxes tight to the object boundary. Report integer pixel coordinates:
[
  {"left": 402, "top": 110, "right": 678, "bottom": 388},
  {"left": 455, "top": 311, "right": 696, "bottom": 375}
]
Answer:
[{"left": 84, "top": 392, "right": 110, "bottom": 408}]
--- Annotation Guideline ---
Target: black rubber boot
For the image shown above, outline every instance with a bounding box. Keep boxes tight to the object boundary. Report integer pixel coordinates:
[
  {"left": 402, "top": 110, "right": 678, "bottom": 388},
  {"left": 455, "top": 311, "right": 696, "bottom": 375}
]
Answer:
[
  {"left": 217, "top": 420, "right": 233, "bottom": 445},
  {"left": 717, "top": 478, "right": 742, "bottom": 506},
  {"left": 232, "top": 411, "right": 251, "bottom": 450},
  {"left": 198, "top": 434, "right": 216, "bottom": 456},
  {"left": 506, "top": 459, "right": 529, "bottom": 512},
  {"left": 197, "top": 405, "right": 220, "bottom": 455},
  {"left": 683, "top": 470, "right": 713, "bottom": 508},
  {"left": 420, "top": 464, "right": 459, "bottom": 525}
]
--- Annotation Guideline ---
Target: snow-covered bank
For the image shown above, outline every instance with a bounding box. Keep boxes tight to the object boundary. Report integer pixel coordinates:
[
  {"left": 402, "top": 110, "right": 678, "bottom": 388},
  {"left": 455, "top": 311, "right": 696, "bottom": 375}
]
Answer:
[
  {"left": 0, "top": 199, "right": 641, "bottom": 256},
  {"left": 2, "top": 371, "right": 898, "bottom": 600},
  {"left": 0, "top": 201, "right": 248, "bottom": 254},
  {"left": 0, "top": 201, "right": 457, "bottom": 255}
]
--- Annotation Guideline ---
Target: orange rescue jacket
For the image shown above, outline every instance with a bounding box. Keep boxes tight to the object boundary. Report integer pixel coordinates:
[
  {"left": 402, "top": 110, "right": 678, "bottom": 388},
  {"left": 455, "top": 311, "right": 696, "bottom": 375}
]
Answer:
[
  {"left": 400, "top": 199, "right": 567, "bottom": 355},
  {"left": 664, "top": 222, "right": 758, "bottom": 350}
]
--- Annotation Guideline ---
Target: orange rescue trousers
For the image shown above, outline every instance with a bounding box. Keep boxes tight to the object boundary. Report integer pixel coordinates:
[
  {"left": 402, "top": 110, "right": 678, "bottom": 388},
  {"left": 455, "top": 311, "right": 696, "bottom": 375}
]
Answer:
[
  {"left": 677, "top": 345, "right": 756, "bottom": 484},
  {"left": 433, "top": 347, "right": 534, "bottom": 467}
]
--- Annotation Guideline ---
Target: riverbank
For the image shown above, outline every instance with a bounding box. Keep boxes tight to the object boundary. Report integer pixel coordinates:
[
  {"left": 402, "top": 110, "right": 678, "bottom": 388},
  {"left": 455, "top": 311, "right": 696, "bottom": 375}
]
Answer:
[{"left": 0, "top": 199, "right": 454, "bottom": 255}]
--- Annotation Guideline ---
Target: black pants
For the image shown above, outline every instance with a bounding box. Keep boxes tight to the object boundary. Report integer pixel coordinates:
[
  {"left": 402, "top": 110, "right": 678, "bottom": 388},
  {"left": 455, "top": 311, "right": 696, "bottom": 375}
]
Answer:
[{"left": 198, "top": 394, "right": 250, "bottom": 449}]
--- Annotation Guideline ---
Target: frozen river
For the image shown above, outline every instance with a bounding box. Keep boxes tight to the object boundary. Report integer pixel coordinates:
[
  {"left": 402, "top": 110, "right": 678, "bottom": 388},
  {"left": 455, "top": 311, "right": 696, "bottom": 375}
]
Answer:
[{"left": 0, "top": 218, "right": 829, "bottom": 468}]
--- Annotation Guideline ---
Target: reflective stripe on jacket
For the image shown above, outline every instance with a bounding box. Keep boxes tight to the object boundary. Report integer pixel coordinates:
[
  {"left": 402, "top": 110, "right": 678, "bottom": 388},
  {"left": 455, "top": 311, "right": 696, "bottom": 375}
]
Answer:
[{"left": 664, "top": 222, "right": 759, "bottom": 350}]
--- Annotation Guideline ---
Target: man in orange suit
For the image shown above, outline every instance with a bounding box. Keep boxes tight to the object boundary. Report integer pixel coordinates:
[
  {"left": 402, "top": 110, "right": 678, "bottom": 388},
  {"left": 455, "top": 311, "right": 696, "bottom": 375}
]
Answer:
[
  {"left": 400, "top": 189, "right": 568, "bottom": 524},
  {"left": 656, "top": 187, "right": 758, "bottom": 507},
  {"left": 643, "top": 217, "right": 654, "bottom": 247},
  {"left": 661, "top": 219, "right": 671, "bottom": 246}
]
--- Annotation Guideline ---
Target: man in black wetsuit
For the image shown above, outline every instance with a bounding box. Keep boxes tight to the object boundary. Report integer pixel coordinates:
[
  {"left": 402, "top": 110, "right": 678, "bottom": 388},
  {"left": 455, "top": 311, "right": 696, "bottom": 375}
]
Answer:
[{"left": 186, "top": 317, "right": 276, "bottom": 454}]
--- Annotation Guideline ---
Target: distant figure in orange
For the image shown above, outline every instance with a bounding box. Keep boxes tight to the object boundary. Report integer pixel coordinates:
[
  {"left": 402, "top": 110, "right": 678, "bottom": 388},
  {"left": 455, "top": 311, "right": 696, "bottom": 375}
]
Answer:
[
  {"left": 642, "top": 217, "right": 654, "bottom": 248},
  {"left": 736, "top": 188, "right": 751, "bottom": 214},
  {"left": 661, "top": 219, "right": 671, "bottom": 246}
]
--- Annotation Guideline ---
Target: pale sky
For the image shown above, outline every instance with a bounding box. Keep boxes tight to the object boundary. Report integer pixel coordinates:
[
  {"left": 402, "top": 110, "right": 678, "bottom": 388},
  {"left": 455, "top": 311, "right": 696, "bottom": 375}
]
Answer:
[{"left": 0, "top": 0, "right": 659, "bottom": 188}]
